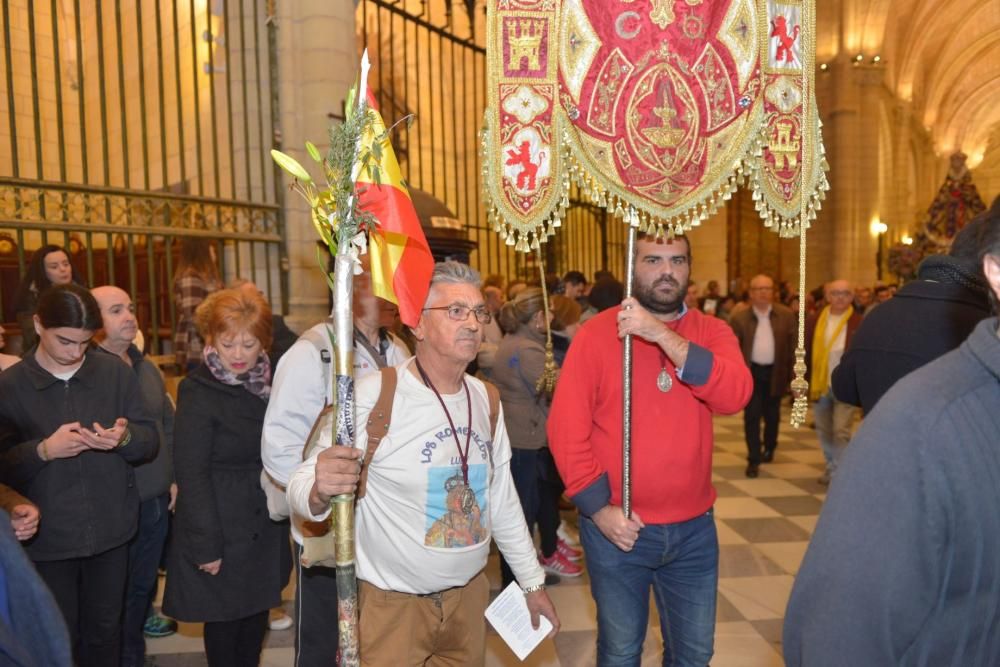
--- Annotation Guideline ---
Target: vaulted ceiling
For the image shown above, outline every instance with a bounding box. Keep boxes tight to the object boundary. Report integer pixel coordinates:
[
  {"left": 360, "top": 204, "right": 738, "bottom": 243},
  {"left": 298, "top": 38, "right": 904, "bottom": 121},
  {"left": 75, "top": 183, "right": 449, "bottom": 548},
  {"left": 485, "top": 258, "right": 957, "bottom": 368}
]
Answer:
[{"left": 820, "top": 0, "right": 1000, "bottom": 169}]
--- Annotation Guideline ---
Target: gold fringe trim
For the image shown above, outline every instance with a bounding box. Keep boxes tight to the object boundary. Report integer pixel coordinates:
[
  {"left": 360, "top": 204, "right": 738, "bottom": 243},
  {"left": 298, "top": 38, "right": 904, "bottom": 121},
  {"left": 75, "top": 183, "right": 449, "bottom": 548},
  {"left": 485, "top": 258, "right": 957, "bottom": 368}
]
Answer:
[
  {"left": 534, "top": 245, "right": 559, "bottom": 397},
  {"left": 482, "top": 120, "right": 829, "bottom": 251}
]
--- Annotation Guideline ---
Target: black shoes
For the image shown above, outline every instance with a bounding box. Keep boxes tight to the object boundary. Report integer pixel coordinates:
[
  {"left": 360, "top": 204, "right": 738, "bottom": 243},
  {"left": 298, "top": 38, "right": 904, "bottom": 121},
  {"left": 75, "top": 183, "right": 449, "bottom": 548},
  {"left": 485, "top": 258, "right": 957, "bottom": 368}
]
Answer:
[
  {"left": 762, "top": 448, "right": 775, "bottom": 463},
  {"left": 745, "top": 464, "right": 759, "bottom": 478}
]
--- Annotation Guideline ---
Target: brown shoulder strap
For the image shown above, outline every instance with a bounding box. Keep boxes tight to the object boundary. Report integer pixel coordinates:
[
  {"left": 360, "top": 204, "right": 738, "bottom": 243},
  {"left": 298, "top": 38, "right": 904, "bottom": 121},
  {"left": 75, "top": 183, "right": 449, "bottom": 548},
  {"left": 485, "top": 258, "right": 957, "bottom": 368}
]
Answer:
[
  {"left": 356, "top": 367, "right": 398, "bottom": 500},
  {"left": 484, "top": 379, "right": 501, "bottom": 439}
]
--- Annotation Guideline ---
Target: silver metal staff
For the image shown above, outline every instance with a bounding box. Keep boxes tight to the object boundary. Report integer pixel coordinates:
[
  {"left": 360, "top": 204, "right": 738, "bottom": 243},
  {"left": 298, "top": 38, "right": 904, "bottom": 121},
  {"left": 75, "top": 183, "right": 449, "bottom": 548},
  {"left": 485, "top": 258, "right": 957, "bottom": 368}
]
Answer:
[{"left": 622, "top": 223, "right": 637, "bottom": 519}]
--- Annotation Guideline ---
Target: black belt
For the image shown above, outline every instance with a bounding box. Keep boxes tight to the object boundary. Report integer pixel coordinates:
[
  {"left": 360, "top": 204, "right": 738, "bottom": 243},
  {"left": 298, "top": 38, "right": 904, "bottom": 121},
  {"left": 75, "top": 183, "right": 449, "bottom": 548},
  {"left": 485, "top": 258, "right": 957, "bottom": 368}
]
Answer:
[{"left": 750, "top": 362, "right": 774, "bottom": 369}]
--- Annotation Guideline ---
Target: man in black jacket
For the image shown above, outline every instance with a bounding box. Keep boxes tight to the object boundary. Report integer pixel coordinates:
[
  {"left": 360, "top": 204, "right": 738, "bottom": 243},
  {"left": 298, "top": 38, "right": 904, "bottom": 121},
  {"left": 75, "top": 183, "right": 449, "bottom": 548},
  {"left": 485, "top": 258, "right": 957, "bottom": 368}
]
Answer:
[
  {"left": 92, "top": 285, "right": 178, "bottom": 665},
  {"left": 784, "top": 192, "right": 1000, "bottom": 667},
  {"left": 832, "top": 211, "right": 995, "bottom": 414}
]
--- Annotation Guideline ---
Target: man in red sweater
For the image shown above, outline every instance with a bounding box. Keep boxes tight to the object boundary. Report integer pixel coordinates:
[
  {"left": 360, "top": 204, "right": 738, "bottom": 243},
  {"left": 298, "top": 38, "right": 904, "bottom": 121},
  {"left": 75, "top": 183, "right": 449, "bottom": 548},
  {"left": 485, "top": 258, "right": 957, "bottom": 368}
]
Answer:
[{"left": 548, "top": 234, "right": 752, "bottom": 665}]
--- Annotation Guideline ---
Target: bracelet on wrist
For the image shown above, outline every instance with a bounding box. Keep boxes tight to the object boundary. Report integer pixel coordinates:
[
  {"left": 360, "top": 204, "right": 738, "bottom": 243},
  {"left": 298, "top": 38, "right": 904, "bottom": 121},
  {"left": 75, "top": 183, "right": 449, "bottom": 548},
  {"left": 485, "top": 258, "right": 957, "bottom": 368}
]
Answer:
[
  {"left": 522, "top": 584, "right": 546, "bottom": 594},
  {"left": 39, "top": 439, "right": 49, "bottom": 461},
  {"left": 117, "top": 428, "right": 132, "bottom": 448}
]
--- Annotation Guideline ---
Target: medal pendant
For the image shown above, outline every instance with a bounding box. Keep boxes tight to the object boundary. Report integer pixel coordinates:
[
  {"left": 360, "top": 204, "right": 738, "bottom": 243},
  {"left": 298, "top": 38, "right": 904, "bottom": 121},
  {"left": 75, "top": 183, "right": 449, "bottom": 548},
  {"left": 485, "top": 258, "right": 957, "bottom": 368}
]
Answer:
[{"left": 657, "top": 368, "right": 673, "bottom": 393}]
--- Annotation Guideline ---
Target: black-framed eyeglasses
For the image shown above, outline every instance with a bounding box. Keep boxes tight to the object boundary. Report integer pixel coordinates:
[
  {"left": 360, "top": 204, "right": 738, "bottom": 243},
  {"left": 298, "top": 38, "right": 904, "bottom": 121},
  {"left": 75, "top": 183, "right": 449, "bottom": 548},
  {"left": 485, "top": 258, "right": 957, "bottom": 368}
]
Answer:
[{"left": 422, "top": 304, "right": 492, "bottom": 324}]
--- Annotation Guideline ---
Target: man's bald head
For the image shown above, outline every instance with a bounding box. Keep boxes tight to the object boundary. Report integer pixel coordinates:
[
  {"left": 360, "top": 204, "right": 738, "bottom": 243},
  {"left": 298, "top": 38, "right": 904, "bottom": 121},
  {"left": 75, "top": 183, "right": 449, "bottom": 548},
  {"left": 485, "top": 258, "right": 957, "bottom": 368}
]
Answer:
[
  {"left": 749, "top": 274, "right": 775, "bottom": 310},
  {"left": 91, "top": 285, "right": 129, "bottom": 306},
  {"left": 91, "top": 285, "right": 138, "bottom": 348}
]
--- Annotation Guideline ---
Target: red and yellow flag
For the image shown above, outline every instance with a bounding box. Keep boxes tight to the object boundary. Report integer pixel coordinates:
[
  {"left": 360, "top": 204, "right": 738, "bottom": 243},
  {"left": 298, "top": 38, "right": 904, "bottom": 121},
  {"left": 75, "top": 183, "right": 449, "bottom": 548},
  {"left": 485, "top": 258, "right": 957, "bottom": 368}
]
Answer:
[{"left": 357, "top": 95, "right": 434, "bottom": 328}]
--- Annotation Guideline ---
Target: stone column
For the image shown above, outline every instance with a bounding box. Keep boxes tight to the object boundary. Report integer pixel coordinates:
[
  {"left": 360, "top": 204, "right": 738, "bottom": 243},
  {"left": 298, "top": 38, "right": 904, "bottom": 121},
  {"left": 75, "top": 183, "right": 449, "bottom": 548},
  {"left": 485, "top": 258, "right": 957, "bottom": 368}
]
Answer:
[
  {"left": 274, "top": 0, "right": 358, "bottom": 331},
  {"left": 813, "top": 57, "right": 886, "bottom": 286}
]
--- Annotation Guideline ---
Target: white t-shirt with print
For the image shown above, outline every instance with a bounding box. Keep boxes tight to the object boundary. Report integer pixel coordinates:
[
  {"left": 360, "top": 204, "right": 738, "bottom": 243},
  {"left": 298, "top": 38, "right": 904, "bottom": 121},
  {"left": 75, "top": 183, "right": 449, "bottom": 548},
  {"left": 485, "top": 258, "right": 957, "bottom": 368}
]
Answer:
[
  {"left": 288, "top": 357, "right": 545, "bottom": 594},
  {"left": 262, "top": 322, "right": 410, "bottom": 545}
]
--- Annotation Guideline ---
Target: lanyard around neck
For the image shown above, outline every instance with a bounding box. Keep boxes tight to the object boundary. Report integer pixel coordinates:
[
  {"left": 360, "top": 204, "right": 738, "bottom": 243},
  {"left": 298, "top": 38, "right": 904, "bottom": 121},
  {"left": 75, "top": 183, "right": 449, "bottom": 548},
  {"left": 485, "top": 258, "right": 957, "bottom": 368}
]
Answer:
[{"left": 415, "top": 359, "right": 473, "bottom": 486}]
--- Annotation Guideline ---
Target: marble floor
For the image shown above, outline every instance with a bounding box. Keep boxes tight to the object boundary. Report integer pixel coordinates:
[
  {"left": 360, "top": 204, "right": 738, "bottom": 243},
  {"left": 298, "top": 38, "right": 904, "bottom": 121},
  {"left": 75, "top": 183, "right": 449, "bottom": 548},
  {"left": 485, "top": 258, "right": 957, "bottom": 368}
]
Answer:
[{"left": 147, "top": 409, "right": 826, "bottom": 666}]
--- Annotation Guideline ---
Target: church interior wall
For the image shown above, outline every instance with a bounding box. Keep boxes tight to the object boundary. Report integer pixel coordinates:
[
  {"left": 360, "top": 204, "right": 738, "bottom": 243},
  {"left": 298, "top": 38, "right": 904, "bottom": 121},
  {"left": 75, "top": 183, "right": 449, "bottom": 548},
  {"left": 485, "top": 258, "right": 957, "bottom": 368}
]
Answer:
[{"left": 3, "top": 0, "right": 1000, "bottom": 328}]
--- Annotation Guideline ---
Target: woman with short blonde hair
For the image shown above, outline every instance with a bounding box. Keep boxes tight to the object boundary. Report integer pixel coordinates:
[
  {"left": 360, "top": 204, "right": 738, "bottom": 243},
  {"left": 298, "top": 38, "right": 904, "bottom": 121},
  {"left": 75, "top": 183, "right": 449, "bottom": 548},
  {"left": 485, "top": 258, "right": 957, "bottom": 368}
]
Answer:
[{"left": 164, "top": 288, "right": 284, "bottom": 667}]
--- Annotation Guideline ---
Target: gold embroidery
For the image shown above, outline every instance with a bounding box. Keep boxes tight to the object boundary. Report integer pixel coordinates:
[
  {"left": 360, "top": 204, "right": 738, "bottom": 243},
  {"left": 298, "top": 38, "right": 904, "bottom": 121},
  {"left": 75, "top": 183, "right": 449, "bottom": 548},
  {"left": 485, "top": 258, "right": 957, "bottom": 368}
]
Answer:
[
  {"left": 770, "top": 118, "right": 801, "bottom": 171},
  {"left": 588, "top": 48, "right": 634, "bottom": 136},
  {"left": 508, "top": 19, "right": 546, "bottom": 72},
  {"left": 482, "top": 0, "right": 827, "bottom": 249},
  {"left": 649, "top": 0, "right": 675, "bottom": 29}
]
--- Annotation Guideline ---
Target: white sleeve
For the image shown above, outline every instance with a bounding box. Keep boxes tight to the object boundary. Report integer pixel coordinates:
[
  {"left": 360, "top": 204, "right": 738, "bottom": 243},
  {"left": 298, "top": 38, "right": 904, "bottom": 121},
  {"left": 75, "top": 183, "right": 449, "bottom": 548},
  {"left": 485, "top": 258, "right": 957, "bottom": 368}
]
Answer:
[
  {"left": 487, "top": 406, "right": 546, "bottom": 589},
  {"left": 286, "top": 371, "right": 381, "bottom": 523},
  {"left": 262, "top": 338, "right": 327, "bottom": 486},
  {"left": 287, "top": 442, "right": 332, "bottom": 521},
  {"left": 386, "top": 335, "right": 411, "bottom": 365}
]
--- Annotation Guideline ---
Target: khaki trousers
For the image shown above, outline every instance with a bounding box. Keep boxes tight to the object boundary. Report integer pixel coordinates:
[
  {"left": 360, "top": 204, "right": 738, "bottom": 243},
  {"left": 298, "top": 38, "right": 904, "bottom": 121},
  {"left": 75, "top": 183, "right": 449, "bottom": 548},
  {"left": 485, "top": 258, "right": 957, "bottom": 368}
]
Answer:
[{"left": 358, "top": 571, "right": 489, "bottom": 667}]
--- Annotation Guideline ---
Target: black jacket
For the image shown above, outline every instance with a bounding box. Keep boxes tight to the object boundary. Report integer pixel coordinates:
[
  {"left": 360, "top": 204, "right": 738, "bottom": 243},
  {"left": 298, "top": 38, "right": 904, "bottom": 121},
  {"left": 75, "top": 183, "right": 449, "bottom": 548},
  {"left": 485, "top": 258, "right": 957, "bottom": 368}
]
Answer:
[
  {"left": 0, "top": 350, "right": 158, "bottom": 560},
  {"left": 162, "top": 365, "right": 283, "bottom": 622},
  {"left": 832, "top": 277, "right": 991, "bottom": 414},
  {"left": 94, "top": 345, "right": 175, "bottom": 501}
]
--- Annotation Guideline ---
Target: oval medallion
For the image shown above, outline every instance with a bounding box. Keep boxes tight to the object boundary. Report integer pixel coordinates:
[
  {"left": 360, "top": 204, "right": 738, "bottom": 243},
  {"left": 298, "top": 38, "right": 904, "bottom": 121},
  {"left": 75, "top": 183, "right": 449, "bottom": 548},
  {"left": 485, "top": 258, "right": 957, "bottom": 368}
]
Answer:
[{"left": 657, "top": 368, "right": 673, "bottom": 393}]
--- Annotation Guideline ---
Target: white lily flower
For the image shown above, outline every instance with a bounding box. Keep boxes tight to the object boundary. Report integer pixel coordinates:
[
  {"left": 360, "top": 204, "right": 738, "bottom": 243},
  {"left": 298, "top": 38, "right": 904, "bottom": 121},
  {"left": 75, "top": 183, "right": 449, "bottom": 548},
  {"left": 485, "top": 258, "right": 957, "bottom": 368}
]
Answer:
[{"left": 349, "top": 233, "right": 368, "bottom": 274}]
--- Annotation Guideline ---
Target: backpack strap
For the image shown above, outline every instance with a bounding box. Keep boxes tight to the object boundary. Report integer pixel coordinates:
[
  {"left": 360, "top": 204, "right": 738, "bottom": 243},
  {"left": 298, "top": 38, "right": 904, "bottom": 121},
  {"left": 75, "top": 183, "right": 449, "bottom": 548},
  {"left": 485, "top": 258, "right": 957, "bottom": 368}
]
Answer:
[
  {"left": 301, "top": 325, "right": 334, "bottom": 407},
  {"left": 484, "top": 379, "right": 501, "bottom": 441},
  {"left": 357, "top": 367, "right": 398, "bottom": 500}
]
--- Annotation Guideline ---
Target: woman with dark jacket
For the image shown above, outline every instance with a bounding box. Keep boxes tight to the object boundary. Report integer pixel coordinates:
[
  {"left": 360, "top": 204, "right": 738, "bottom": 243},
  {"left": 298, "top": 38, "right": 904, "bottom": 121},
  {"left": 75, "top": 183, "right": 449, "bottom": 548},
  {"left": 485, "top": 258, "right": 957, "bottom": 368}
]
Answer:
[
  {"left": 0, "top": 283, "right": 158, "bottom": 667},
  {"left": 13, "top": 244, "right": 85, "bottom": 353},
  {"left": 163, "top": 288, "right": 283, "bottom": 667},
  {"left": 493, "top": 289, "right": 582, "bottom": 587}
]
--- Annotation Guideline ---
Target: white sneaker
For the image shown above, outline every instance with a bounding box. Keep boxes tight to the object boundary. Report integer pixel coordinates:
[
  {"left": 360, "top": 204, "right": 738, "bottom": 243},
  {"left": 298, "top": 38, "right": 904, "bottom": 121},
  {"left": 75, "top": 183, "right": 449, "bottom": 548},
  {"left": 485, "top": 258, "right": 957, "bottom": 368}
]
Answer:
[
  {"left": 269, "top": 609, "right": 294, "bottom": 631},
  {"left": 557, "top": 520, "right": 580, "bottom": 547}
]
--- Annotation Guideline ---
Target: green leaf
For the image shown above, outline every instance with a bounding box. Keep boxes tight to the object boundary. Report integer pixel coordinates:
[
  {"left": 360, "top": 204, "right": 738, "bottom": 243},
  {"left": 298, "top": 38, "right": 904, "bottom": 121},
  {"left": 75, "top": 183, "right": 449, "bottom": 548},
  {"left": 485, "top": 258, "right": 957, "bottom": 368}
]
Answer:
[
  {"left": 305, "top": 141, "right": 322, "bottom": 164},
  {"left": 271, "top": 149, "right": 313, "bottom": 183}
]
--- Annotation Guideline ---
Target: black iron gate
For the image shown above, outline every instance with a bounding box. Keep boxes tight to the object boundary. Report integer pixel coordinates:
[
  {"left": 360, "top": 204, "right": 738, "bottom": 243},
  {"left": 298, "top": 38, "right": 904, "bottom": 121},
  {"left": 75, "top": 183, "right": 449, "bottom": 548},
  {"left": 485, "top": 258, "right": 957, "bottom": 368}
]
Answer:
[
  {"left": 357, "top": 0, "right": 626, "bottom": 287},
  {"left": 0, "top": 0, "right": 283, "bottom": 354}
]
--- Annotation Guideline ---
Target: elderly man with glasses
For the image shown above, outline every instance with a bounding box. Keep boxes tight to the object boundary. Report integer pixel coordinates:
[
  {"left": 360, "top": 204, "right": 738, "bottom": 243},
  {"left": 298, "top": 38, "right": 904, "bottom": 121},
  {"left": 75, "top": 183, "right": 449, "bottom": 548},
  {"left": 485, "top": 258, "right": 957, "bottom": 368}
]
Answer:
[
  {"left": 287, "top": 261, "right": 559, "bottom": 666},
  {"left": 804, "top": 279, "right": 863, "bottom": 484},
  {"left": 261, "top": 257, "right": 410, "bottom": 665}
]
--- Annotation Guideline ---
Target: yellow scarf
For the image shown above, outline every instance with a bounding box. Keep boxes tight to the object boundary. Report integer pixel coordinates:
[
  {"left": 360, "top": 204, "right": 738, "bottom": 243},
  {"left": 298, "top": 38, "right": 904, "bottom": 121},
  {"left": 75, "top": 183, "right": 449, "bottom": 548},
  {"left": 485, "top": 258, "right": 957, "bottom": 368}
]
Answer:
[{"left": 809, "top": 305, "right": 853, "bottom": 401}]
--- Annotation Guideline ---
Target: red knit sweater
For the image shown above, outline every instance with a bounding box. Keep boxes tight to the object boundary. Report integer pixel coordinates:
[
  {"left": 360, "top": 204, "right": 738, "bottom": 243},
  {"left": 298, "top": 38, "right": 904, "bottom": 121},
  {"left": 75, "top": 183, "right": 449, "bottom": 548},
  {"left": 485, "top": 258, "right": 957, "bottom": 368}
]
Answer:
[{"left": 548, "top": 306, "right": 752, "bottom": 524}]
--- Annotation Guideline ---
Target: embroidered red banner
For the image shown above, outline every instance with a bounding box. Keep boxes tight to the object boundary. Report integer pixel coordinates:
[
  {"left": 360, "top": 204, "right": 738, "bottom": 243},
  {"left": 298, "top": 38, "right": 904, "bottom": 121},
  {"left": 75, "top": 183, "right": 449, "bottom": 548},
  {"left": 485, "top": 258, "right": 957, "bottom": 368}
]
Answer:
[{"left": 483, "top": 0, "right": 827, "bottom": 250}]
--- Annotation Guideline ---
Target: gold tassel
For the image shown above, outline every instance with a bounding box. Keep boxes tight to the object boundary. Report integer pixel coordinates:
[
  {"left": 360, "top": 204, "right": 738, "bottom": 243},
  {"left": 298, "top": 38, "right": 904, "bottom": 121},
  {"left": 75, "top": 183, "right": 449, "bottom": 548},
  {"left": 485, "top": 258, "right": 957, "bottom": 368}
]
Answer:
[
  {"left": 534, "top": 245, "right": 559, "bottom": 396},
  {"left": 790, "top": 0, "right": 814, "bottom": 428}
]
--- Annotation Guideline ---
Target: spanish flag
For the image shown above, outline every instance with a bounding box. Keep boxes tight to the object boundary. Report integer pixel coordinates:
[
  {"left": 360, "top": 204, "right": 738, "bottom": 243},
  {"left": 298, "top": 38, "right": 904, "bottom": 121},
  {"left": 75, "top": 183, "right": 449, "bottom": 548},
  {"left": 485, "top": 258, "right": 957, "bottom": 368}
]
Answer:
[{"left": 357, "top": 94, "right": 434, "bottom": 328}]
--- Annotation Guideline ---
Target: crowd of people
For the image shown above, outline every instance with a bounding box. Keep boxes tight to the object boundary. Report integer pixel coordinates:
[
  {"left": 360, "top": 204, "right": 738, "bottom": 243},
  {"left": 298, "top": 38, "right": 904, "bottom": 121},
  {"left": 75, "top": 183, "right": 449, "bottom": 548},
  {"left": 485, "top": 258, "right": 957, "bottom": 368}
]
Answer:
[{"left": 1, "top": 198, "right": 1000, "bottom": 666}]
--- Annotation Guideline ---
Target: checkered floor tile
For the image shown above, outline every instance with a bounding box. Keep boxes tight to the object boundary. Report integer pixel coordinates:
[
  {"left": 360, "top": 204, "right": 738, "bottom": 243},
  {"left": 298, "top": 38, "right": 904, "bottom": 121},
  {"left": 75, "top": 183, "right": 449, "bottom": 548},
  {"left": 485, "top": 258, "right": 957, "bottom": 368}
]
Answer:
[{"left": 146, "top": 409, "right": 826, "bottom": 666}]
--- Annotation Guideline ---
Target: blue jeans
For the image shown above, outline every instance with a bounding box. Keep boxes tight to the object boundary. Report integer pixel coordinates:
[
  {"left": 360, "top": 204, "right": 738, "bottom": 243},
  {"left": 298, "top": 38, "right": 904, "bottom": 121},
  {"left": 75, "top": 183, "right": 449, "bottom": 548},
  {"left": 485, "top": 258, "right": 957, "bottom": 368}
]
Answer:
[
  {"left": 121, "top": 494, "right": 170, "bottom": 667},
  {"left": 813, "top": 389, "right": 857, "bottom": 475},
  {"left": 580, "top": 510, "right": 718, "bottom": 667},
  {"left": 500, "top": 447, "right": 562, "bottom": 587}
]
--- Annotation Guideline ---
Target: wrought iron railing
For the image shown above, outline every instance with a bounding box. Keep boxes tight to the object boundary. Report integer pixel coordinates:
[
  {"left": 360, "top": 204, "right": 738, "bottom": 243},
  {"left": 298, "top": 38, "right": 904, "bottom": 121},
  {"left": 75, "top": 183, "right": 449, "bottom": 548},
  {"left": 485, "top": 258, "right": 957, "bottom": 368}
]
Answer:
[{"left": 0, "top": 0, "right": 283, "bottom": 356}]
